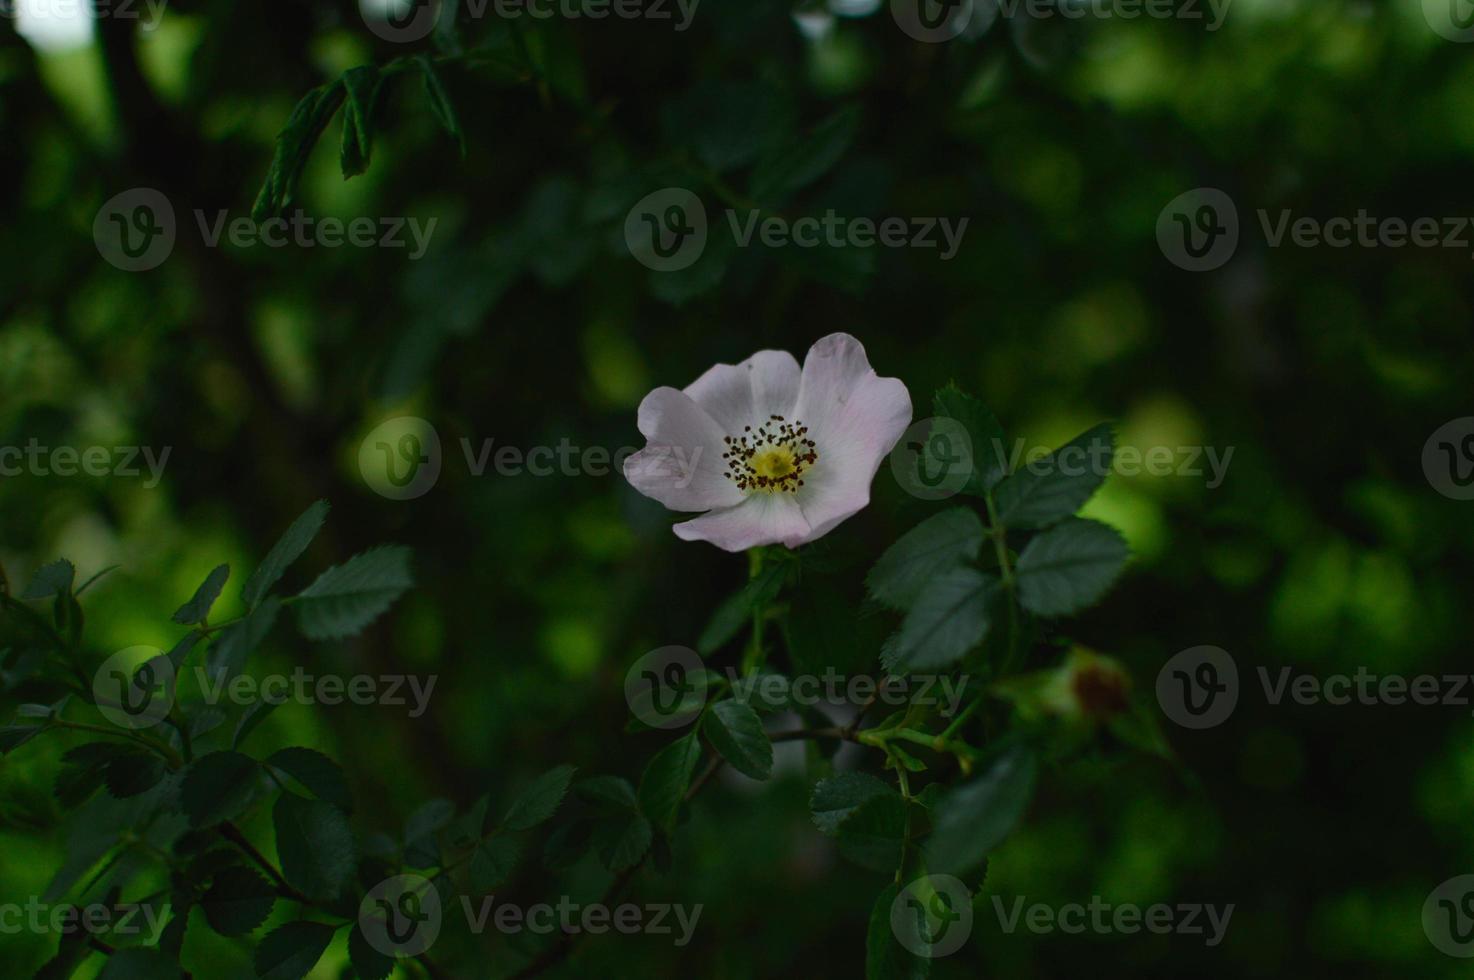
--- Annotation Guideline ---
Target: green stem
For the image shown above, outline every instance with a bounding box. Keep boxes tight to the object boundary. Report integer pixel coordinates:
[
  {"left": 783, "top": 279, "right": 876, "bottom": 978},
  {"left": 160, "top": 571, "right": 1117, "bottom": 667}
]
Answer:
[
  {"left": 984, "top": 495, "right": 1022, "bottom": 677},
  {"left": 740, "top": 549, "right": 766, "bottom": 674},
  {"left": 53, "top": 719, "right": 184, "bottom": 768},
  {"left": 940, "top": 698, "right": 980, "bottom": 740},
  {"left": 894, "top": 764, "right": 913, "bottom": 884}
]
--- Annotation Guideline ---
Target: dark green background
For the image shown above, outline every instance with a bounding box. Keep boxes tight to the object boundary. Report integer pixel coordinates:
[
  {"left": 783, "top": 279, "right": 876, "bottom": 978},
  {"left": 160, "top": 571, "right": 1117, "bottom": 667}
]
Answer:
[{"left": 2, "top": 0, "right": 1472, "bottom": 976}]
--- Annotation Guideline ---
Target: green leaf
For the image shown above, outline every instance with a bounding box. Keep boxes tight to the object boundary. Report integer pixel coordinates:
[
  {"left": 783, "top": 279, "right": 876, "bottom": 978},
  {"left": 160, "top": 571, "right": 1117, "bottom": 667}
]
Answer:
[
  {"left": 469, "top": 835, "right": 522, "bottom": 892},
  {"left": 811, "top": 772, "right": 894, "bottom": 835},
  {"left": 344, "top": 919, "right": 392, "bottom": 978},
  {"left": 637, "top": 732, "right": 701, "bottom": 835},
  {"left": 993, "top": 423, "right": 1114, "bottom": 529},
  {"left": 207, "top": 597, "right": 281, "bottom": 682},
  {"left": 55, "top": 743, "right": 118, "bottom": 807},
  {"left": 232, "top": 699, "right": 278, "bottom": 750},
  {"left": 661, "top": 78, "right": 795, "bottom": 173},
  {"left": 728, "top": 671, "right": 792, "bottom": 714},
  {"left": 294, "top": 545, "right": 413, "bottom": 640},
  {"left": 934, "top": 384, "right": 1006, "bottom": 494},
  {"left": 242, "top": 500, "right": 329, "bottom": 609},
  {"left": 880, "top": 568, "right": 1000, "bottom": 672},
  {"left": 97, "top": 948, "right": 183, "bottom": 980},
  {"left": 542, "top": 820, "right": 596, "bottom": 872},
  {"left": 785, "top": 577, "right": 882, "bottom": 677},
  {"left": 21, "top": 559, "right": 75, "bottom": 600},
  {"left": 1014, "top": 518, "right": 1130, "bottom": 617},
  {"left": 0, "top": 724, "right": 43, "bottom": 754},
  {"left": 417, "top": 55, "right": 465, "bottom": 155},
  {"left": 835, "top": 793, "right": 908, "bottom": 871},
  {"left": 888, "top": 745, "right": 927, "bottom": 772},
  {"left": 925, "top": 747, "right": 1036, "bottom": 875},
  {"left": 253, "top": 920, "right": 336, "bottom": 980},
  {"left": 172, "top": 563, "right": 231, "bottom": 625},
  {"left": 866, "top": 508, "right": 986, "bottom": 611},
  {"left": 866, "top": 883, "right": 930, "bottom": 980},
  {"left": 339, "top": 65, "right": 379, "bottom": 178},
  {"left": 201, "top": 865, "right": 276, "bottom": 936},
  {"left": 349, "top": 920, "right": 395, "bottom": 980},
  {"left": 266, "top": 748, "right": 352, "bottom": 811},
  {"left": 503, "top": 764, "right": 577, "bottom": 831},
  {"left": 404, "top": 797, "right": 455, "bottom": 866},
  {"left": 101, "top": 747, "right": 167, "bottom": 799},
  {"left": 181, "top": 751, "right": 261, "bottom": 827},
  {"left": 701, "top": 700, "right": 772, "bottom": 780},
  {"left": 750, "top": 105, "right": 860, "bottom": 204},
  {"left": 697, "top": 561, "right": 787, "bottom": 654},
  {"left": 575, "top": 775, "right": 638, "bottom": 811},
  {"left": 252, "top": 85, "right": 345, "bottom": 221},
  {"left": 0, "top": 593, "right": 63, "bottom": 664},
  {"left": 273, "top": 793, "right": 356, "bottom": 900},
  {"left": 648, "top": 232, "right": 734, "bottom": 306},
  {"left": 1109, "top": 698, "right": 1172, "bottom": 759},
  {"left": 592, "top": 813, "right": 653, "bottom": 872}
]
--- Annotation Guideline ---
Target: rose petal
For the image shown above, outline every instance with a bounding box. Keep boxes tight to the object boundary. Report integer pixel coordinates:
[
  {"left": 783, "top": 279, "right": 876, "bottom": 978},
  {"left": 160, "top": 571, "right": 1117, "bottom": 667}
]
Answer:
[
  {"left": 792, "top": 334, "right": 913, "bottom": 543},
  {"left": 625, "top": 387, "right": 744, "bottom": 511},
  {"left": 683, "top": 350, "right": 802, "bottom": 435},
  {"left": 673, "top": 493, "right": 812, "bottom": 552}
]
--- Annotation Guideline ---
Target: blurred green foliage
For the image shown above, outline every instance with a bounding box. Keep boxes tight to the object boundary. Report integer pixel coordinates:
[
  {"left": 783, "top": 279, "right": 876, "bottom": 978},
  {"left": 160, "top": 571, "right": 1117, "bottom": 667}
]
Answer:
[{"left": 2, "top": 0, "right": 1473, "bottom": 976}]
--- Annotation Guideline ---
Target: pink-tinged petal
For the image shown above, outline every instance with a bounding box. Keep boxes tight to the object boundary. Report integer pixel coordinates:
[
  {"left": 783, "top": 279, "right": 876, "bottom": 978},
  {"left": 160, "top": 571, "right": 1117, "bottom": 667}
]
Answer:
[
  {"left": 673, "top": 493, "right": 812, "bottom": 553},
  {"left": 791, "top": 334, "right": 913, "bottom": 543},
  {"left": 683, "top": 349, "right": 802, "bottom": 434},
  {"left": 625, "top": 387, "right": 743, "bottom": 511}
]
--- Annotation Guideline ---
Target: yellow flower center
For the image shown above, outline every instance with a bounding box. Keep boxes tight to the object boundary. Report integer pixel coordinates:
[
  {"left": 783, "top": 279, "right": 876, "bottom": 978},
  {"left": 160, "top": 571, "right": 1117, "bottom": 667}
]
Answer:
[{"left": 722, "top": 415, "right": 817, "bottom": 493}]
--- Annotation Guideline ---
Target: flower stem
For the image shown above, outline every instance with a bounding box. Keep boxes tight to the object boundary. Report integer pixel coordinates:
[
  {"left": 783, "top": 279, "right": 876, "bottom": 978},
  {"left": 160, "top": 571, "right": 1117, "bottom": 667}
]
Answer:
[{"left": 741, "top": 549, "right": 766, "bottom": 674}]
